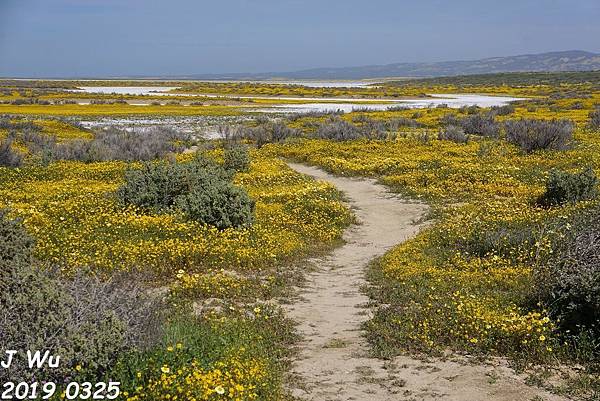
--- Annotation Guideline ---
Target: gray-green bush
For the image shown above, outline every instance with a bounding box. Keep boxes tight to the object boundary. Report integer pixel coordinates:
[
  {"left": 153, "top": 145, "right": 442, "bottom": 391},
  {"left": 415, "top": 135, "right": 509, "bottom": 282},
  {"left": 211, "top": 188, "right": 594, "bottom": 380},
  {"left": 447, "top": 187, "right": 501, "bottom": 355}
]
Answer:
[
  {"left": 590, "top": 107, "right": 600, "bottom": 129},
  {"left": 25, "top": 126, "right": 190, "bottom": 163},
  {"left": 314, "top": 116, "right": 362, "bottom": 141},
  {"left": 224, "top": 144, "right": 251, "bottom": 172},
  {"left": 537, "top": 167, "right": 598, "bottom": 206},
  {"left": 532, "top": 207, "right": 600, "bottom": 361},
  {"left": 238, "top": 122, "right": 301, "bottom": 148},
  {"left": 0, "top": 138, "right": 23, "bottom": 167},
  {"left": 438, "top": 125, "right": 468, "bottom": 143},
  {"left": 504, "top": 118, "right": 574, "bottom": 153},
  {"left": 0, "top": 209, "right": 33, "bottom": 265},
  {"left": 117, "top": 155, "right": 254, "bottom": 229},
  {"left": 0, "top": 210, "right": 163, "bottom": 383},
  {"left": 440, "top": 113, "right": 500, "bottom": 138},
  {"left": 490, "top": 104, "right": 516, "bottom": 116},
  {"left": 460, "top": 113, "right": 500, "bottom": 138}
]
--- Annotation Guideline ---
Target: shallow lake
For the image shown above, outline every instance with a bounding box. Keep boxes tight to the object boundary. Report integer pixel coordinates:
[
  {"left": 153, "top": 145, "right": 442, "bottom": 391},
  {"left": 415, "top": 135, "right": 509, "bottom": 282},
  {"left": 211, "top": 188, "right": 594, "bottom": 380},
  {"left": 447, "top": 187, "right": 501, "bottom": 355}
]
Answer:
[
  {"left": 71, "top": 86, "right": 180, "bottom": 95},
  {"left": 71, "top": 86, "right": 524, "bottom": 113},
  {"left": 254, "top": 94, "right": 525, "bottom": 113}
]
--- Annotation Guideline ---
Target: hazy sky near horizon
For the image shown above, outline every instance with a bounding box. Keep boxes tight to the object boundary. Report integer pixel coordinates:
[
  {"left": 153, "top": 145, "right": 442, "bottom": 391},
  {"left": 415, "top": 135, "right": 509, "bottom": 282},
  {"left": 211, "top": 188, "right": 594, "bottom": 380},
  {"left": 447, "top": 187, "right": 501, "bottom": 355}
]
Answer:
[{"left": 1, "top": 0, "right": 599, "bottom": 77}]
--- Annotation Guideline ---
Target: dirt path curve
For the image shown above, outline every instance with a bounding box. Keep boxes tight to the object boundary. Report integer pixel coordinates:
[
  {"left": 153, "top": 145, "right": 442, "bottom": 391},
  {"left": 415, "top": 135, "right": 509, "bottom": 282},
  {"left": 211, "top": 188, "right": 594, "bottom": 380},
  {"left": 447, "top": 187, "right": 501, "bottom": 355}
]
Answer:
[{"left": 285, "top": 163, "right": 567, "bottom": 401}]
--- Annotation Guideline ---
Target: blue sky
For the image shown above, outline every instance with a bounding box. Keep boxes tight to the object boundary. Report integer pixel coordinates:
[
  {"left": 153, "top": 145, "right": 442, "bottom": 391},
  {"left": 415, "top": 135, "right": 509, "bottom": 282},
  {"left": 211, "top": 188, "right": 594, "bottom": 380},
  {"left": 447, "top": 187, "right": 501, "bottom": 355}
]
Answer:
[{"left": 1, "top": 0, "right": 599, "bottom": 77}]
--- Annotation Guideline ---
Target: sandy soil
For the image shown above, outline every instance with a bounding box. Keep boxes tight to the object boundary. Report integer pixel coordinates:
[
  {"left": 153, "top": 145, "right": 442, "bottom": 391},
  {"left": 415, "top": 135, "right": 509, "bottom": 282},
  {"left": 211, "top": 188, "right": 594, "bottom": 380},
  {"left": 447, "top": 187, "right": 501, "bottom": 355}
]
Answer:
[{"left": 285, "top": 163, "right": 568, "bottom": 401}]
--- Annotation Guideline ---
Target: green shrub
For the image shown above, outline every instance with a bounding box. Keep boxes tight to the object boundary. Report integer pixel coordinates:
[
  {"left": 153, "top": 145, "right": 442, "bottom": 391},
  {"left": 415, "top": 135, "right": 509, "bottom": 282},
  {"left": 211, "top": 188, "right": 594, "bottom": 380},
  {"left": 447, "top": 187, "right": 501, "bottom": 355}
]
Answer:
[
  {"left": 438, "top": 125, "right": 468, "bottom": 143},
  {"left": 117, "top": 161, "right": 190, "bottom": 213},
  {"left": 0, "top": 209, "right": 33, "bottom": 264},
  {"left": 532, "top": 207, "right": 600, "bottom": 361},
  {"left": 537, "top": 167, "right": 598, "bottom": 206},
  {"left": 440, "top": 113, "right": 499, "bottom": 138},
  {"left": 490, "top": 104, "right": 515, "bottom": 116},
  {"left": 117, "top": 155, "right": 254, "bottom": 229},
  {"left": 0, "top": 138, "right": 23, "bottom": 167},
  {"left": 0, "top": 211, "right": 163, "bottom": 383},
  {"left": 175, "top": 184, "right": 255, "bottom": 230},
  {"left": 460, "top": 113, "right": 500, "bottom": 138},
  {"left": 504, "top": 118, "right": 573, "bottom": 153},
  {"left": 223, "top": 144, "right": 251, "bottom": 172},
  {"left": 590, "top": 107, "right": 600, "bottom": 129}
]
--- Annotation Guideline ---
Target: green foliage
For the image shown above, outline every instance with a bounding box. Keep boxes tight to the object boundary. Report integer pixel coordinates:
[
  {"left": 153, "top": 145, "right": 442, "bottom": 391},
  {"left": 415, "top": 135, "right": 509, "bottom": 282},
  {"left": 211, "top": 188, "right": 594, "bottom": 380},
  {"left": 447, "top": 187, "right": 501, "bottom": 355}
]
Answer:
[
  {"left": 0, "top": 209, "right": 33, "bottom": 264},
  {"left": 532, "top": 207, "right": 600, "bottom": 362},
  {"left": 117, "top": 155, "right": 255, "bottom": 229},
  {"left": 117, "top": 161, "right": 190, "bottom": 212},
  {"left": 0, "top": 211, "right": 163, "bottom": 383},
  {"left": 175, "top": 184, "right": 255, "bottom": 230},
  {"left": 112, "top": 305, "right": 297, "bottom": 401},
  {"left": 0, "top": 138, "right": 23, "bottom": 167},
  {"left": 590, "top": 107, "right": 600, "bottom": 129},
  {"left": 537, "top": 167, "right": 598, "bottom": 206},
  {"left": 223, "top": 144, "right": 251, "bottom": 173}
]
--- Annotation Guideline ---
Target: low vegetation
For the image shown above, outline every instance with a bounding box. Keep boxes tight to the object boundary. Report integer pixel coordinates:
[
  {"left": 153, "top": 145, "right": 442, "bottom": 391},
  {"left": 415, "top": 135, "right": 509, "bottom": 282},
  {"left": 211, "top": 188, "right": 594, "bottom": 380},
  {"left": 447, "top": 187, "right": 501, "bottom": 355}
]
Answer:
[
  {"left": 223, "top": 144, "right": 251, "bottom": 173},
  {"left": 537, "top": 167, "right": 598, "bottom": 206},
  {"left": 0, "top": 210, "right": 163, "bottom": 384},
  {"left": 117, "top": 155, "right": 255, "bottom": 230},
  {"left": 270, "top": 121, "right": 600, "bottom": 378},
  {"left": 0, "top": 139, "right": 352, "bottom": 399},
  {"left": 0, "top": 138, "right": 23, "bottom": 167},
  {"left": 590, "top": 106, "right": 600, "bottom": 129},
  {"left": 504, "top": 118, "right": 574, "bottom": 153},
  {"left": 24, "top": 126, "right": 190, "bottom": 163},
  {"left": 438, "top": 125, "right": 468, "bottom": 143},
  {"left": 532, "top": 206, "right": 600, "bottom": 362},
  {"left": 2, "top": 74, "right": 600, "bottom": 399}
]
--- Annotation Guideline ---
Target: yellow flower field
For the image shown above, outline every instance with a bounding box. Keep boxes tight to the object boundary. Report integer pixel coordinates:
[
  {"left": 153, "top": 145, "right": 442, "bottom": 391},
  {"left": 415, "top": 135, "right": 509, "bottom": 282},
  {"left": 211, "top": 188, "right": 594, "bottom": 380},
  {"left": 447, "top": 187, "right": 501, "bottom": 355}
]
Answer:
[
  {"left": 269, "top": 122, "right": 600, "bottom": 359},
  {"left": 2, "top": 74, "right": 600, "bottom": 397},
  {"left": 0, "top": 144, "right": 352, "bottom": 400},
  {"left": 0, "top": 152, "right": 351, "bottom": 277}
]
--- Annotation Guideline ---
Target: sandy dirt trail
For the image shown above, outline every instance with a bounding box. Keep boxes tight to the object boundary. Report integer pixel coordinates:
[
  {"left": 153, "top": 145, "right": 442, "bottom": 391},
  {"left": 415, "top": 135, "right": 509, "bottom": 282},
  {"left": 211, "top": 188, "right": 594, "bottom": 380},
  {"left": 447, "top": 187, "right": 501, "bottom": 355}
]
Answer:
[{"left": 285, "top": 163, "right": 567, "bottom": 401}]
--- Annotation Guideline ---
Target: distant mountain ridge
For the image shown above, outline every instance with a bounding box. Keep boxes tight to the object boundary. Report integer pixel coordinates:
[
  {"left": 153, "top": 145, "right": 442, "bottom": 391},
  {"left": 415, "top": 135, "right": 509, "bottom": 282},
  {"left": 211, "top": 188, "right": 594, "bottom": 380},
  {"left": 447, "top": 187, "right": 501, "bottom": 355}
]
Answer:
[{"left": 184, "top": 50, "right": 600, "bottom": 80}]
